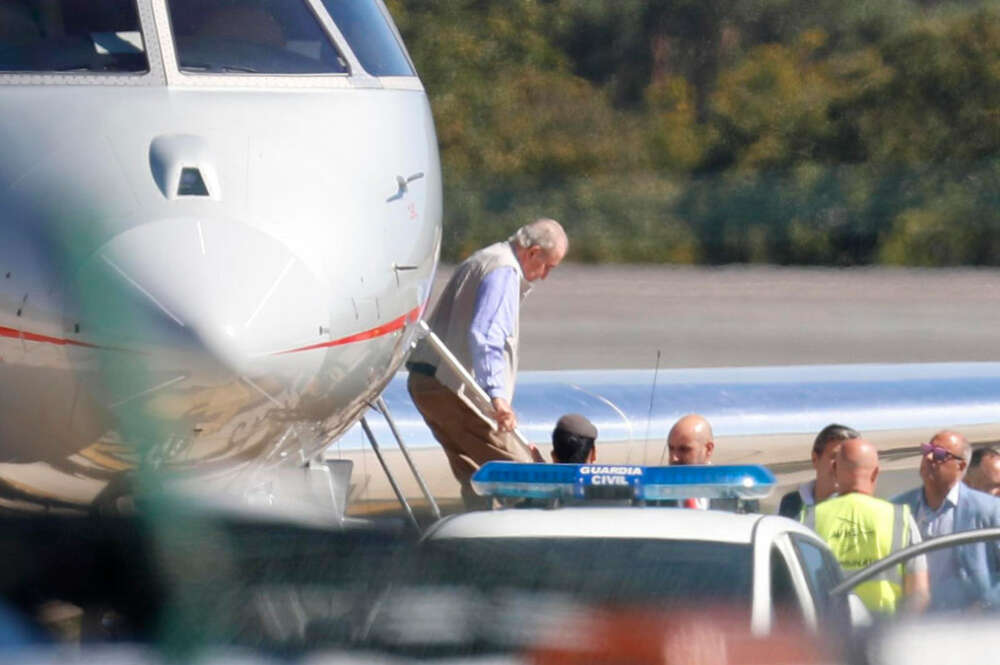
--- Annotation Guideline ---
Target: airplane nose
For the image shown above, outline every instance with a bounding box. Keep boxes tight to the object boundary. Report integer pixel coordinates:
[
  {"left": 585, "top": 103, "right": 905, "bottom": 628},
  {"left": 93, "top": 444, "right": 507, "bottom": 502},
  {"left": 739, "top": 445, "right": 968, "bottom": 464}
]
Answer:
[{"left": 74, "top": 219, "right": 328, "bottom": 374}]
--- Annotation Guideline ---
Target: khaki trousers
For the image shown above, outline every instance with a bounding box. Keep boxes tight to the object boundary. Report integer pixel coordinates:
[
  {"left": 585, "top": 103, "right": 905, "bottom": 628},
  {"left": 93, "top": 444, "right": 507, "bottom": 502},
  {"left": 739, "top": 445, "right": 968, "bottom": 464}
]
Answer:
[{"left": 407, "top": 372, "right": 532, "bottom": 507}]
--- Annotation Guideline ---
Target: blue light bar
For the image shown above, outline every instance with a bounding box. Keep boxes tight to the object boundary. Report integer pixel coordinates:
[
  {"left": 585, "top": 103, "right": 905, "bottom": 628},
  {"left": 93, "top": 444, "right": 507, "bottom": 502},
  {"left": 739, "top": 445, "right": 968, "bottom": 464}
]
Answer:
[
  {"left": 471, "top": 462, "right": 581, "bottom": 499},
  {"left": 471, "top": 462, "right": 775, "bottom": 501},
  {"left": 637, "top": 465, "right": 775, "bottom": 500}
]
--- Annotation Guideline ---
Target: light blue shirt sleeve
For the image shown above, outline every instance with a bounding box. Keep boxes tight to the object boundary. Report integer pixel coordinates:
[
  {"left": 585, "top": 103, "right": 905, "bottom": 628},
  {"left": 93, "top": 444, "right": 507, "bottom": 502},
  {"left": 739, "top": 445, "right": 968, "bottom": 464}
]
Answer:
[{"left": 468, "top": 267, "right": 518, "bottom": 400}]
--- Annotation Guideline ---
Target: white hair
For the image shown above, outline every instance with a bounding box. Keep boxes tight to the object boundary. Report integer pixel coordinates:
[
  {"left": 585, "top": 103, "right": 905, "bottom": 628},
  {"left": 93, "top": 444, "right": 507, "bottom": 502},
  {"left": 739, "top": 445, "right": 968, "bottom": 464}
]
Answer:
[{"left": 509, "top": 218, "right": 568, "bottom": 253}]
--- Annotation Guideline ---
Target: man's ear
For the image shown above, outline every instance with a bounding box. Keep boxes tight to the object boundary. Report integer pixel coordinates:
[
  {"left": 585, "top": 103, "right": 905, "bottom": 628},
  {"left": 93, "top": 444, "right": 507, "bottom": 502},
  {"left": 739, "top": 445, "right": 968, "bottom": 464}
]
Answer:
[
  {"left": 705, "top": 440, "right": 714, "bottom": 461},
  {"left": 871, "top": 466, "right": 880, "bottom": 485}
]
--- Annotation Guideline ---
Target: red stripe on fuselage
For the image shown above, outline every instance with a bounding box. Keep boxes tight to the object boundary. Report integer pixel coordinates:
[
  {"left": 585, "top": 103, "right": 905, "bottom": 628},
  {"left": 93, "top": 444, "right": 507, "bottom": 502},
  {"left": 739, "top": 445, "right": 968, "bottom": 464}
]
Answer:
[
  {"left": 0, "top": 325, "right": 99, "bottom": 348},
  {"left": 1, "top": 301, "right": 429, "bottom": 357},
  {"left": 272, "top": 304, "right": 425, "bottom": 355}
]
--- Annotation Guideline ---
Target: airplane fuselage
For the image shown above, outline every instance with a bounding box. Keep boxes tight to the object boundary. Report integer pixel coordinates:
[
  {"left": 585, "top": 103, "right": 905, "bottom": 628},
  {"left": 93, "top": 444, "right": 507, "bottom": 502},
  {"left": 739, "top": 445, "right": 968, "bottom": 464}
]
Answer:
[{"left": 0, "top": 0, "right": 441, "bottom": 512}]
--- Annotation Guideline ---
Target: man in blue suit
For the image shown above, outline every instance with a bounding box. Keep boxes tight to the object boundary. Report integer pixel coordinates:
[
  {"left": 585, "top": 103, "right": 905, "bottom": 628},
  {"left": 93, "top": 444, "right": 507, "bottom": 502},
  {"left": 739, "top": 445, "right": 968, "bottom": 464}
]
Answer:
[{"left": 893, "top": 430, "right": 1000, "bottom": 612}]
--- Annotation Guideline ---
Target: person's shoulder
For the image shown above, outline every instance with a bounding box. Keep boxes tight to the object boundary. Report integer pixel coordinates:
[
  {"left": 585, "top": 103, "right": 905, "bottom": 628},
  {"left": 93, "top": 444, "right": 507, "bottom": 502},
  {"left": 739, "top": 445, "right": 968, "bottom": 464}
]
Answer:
[
  {"left": 857, "top": 493, "right": 898, "bottom": 510},
  {"left": 457, "top": 241, "right": 506, "bottom": 267},
  {"left": 777, "top": 489, "right": 802, "bottom": 515},
  {"left": 486, "top": 264, "right": 518, "bottom": 279},
  {"left": 778, "top": 488, "right": 798, "bottom": 501},
  {"left": 475, "top": 243, "right": 521, "bottom": 276},
  {"left": 960, "top": 484, "right": 1000, "bottom": 517},
  {"left": 477, "top": 241, "right": 515, "bottom": 261},
  {"left": 890, "top": 486, "right": 922, "bottom": 506},
  {"left": 832, "top": 492, "right": 902, "bottom": 514}
]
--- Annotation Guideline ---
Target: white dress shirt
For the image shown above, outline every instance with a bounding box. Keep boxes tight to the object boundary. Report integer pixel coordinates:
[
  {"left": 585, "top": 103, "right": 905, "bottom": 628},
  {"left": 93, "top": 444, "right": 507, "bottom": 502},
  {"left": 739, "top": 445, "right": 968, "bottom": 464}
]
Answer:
[{"left": 914, "top": 482, "right": 963, "bottom": 610}]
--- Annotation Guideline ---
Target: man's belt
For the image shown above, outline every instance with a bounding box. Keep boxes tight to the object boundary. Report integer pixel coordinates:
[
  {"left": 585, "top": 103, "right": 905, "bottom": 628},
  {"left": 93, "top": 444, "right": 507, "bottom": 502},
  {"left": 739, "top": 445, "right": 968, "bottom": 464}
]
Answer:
[{"left": 406, "top": 362, "right": 437, "bottom": 378}]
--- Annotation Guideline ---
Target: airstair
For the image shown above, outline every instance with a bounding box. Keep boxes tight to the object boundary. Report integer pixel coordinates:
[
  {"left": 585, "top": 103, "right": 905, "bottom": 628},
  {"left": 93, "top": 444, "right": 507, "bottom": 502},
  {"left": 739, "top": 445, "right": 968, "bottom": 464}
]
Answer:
[{"left": 345, "top": 321, "right": 535, "bottom": 532}]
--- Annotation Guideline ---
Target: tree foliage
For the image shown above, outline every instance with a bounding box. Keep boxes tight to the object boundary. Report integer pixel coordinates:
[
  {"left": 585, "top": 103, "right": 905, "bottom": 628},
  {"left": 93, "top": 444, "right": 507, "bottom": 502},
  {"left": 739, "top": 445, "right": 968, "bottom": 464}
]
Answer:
[{"left": 390, "top": 0, "right": 1000, "bottom": 265}]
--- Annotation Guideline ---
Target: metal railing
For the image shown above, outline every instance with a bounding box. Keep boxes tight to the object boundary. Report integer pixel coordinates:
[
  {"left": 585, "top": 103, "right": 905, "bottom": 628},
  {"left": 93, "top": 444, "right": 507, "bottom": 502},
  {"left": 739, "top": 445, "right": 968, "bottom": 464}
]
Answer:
[
  {"left": 830, "top": 527, "right": 1000, "bottom": 596},
  {"left": 415, "top": 320, "right": 534, "bottom": 452},
  {"left": 356, "top": 320, "right": 535, "bottom": 531}
]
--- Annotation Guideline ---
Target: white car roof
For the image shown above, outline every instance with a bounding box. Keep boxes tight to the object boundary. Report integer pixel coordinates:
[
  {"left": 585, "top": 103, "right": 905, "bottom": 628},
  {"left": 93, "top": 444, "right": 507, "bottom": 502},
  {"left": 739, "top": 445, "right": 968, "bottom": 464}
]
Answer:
[{"left": 427, "top": 507, "right": 771, "bottom": 543}]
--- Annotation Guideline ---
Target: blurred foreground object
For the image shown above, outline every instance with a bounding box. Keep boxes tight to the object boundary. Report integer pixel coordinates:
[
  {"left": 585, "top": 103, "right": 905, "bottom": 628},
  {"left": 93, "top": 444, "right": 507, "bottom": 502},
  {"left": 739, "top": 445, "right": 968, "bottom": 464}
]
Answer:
[{"left": 527, "top": 606, "right": 836, "bottom": 665}]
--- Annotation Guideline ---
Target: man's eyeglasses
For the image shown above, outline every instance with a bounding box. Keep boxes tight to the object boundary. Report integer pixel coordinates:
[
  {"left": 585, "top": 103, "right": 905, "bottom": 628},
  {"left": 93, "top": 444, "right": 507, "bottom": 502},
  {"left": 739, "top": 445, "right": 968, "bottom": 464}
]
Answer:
[{"left": 921, "top": 442, "right": 965, "bottom": 463}]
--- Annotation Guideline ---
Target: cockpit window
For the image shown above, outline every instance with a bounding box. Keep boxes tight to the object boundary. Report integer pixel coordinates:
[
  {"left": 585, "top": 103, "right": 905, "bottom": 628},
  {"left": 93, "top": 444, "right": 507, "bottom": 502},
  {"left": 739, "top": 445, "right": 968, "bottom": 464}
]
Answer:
[
  {"left": 319, "top": 0, "right": 414, "bottom": 77},
  {"left": 167, "top": 0, "right": 349, "bottom": 75},
  {"left": 0, "top": 0, "right": 148, "bottom": 73}
]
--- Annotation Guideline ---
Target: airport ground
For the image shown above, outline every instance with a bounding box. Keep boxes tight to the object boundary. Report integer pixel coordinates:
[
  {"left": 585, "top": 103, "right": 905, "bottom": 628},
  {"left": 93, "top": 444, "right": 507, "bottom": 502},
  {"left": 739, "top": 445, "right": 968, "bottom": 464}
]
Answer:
[{"left": 477, "top": 264, "right": 1000, "bottom": 371}]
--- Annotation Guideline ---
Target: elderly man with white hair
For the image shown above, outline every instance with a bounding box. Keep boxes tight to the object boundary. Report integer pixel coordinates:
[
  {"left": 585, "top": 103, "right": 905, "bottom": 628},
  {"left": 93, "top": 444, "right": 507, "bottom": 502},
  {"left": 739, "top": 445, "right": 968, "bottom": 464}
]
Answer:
[{"left": 407, "top": 218, "right": 568, "bottom": 508}]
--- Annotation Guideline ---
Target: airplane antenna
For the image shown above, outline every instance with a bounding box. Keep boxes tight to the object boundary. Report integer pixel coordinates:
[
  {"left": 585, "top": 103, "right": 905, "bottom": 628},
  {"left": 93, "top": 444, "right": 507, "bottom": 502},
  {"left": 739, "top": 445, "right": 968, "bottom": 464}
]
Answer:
[{"left": 642, "top": 349, "right": 661, "bottom": 464}]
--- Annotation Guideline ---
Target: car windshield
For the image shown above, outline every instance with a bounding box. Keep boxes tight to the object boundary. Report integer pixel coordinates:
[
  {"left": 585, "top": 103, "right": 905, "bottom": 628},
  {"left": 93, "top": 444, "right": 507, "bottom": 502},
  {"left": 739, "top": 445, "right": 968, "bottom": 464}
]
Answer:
[
  {"left": 353, "top": 536, "right": 754, "bottom": 656},
  {"left": 411, "top": 537, "right": 753, "bottom": 605},
  {"left": 166, "top": 0, "right": 348, "bottom": 74},
  {"left": 0, "top": 0, "right": 148, "bottom": 73}
]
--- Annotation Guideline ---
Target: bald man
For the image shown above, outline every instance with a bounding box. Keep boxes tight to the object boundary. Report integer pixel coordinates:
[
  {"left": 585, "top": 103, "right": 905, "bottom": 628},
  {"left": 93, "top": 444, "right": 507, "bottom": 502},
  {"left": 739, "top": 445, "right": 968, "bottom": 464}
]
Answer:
[
  {"left": 666, "top": 414, "right": 714, "bottom": 510},
  {"left": 804, "top": 437, "right": 929, "bottom": 615},
  {"left": 966, "top": 447, "right": 1000, "bottom": 497},
  {"left": 667, "top": 414, "right": 714, "bottom": 466},
  {"left": 666, "top": 414, "right": 756, "bottom": 511},
  {"left": 894, "top": 431, "right": 1000, "bottom": 612}
]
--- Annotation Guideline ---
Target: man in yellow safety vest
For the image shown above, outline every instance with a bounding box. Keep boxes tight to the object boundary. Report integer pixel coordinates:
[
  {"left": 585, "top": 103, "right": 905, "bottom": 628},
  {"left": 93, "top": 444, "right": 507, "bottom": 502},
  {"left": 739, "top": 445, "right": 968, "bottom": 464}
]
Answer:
[{"left": 802, "top": 437, "right": 930, "bottom": 615}]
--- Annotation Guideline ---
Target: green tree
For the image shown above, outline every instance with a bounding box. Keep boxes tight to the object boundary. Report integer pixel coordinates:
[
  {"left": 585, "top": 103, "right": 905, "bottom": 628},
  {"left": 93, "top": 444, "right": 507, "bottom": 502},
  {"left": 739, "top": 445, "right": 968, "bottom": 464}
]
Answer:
[
  {"left": 706, "top": 32, "right": 841, "bottom": 172},
  {"left": 843, "top": 10, "right": 1000, "bottom": 165}
]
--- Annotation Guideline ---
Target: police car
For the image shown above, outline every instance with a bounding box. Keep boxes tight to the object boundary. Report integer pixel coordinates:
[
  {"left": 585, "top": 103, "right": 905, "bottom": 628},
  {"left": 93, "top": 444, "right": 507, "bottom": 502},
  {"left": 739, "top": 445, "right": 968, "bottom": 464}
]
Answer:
[{"left": 410, "top": 463, "right": 870, "bottom": 639}]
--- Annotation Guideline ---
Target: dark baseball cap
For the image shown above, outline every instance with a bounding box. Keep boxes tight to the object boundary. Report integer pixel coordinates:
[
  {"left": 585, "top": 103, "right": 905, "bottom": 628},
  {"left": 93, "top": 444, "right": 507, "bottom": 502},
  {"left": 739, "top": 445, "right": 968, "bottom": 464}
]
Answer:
[{"left": 554, "top": 413, "right": 598, "bottom": 440}]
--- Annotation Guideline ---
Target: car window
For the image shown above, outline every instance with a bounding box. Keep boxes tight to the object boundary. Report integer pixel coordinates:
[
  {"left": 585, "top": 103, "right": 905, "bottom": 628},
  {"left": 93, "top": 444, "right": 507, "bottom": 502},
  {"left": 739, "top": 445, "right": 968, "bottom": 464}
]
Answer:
[
  {"left": 319, "top": 0, "right": 414, "bottom": 76},
  {"left": 770, "top": 544, "right": 807, "bottom": 628},
  {"left": 409, "top": 537, "right": 753, "bottom": 606},
  {"left": 791, "top": 534, "right": 845, "bottom": 620},
  {"left": 0, "top": 0, "right": 148, "bottom": 73},
  {"left": 166, "top": 0, "right": 348, "bottom": 74}
]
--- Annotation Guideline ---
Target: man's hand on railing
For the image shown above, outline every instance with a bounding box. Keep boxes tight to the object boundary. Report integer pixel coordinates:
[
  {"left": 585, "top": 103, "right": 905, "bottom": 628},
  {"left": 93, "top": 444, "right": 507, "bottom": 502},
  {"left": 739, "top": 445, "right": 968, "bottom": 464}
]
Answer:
[{"left": 491, "top": 396, "right": 517, "bottom": 432}]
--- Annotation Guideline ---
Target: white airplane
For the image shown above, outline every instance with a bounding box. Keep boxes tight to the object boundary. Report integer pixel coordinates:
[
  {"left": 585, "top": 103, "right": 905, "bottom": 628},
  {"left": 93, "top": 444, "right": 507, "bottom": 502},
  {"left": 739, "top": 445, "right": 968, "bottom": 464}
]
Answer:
[{"left": 0, "top": 0, "right": 441, "bottom": 520}]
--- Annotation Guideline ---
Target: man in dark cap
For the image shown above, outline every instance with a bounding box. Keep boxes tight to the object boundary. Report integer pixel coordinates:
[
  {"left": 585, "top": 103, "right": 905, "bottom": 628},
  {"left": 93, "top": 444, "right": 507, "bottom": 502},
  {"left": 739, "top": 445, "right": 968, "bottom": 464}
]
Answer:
[{"left": 551, "top": 413, "right": 598, "bottom": 463}]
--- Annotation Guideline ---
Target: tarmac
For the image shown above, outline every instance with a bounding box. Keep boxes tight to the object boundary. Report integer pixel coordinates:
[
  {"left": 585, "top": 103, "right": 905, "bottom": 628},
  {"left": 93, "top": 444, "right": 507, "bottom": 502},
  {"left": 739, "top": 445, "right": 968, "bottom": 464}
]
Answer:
[{"left": 431, "top": 264, "right": 1000, "bottom": 370}]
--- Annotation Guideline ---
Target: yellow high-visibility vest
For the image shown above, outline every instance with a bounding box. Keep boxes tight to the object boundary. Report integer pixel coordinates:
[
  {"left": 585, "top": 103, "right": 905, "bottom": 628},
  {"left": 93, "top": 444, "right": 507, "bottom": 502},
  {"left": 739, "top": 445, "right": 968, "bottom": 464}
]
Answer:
[{"left": 802, "top": 493, "right": 911, "bottom": 614}]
